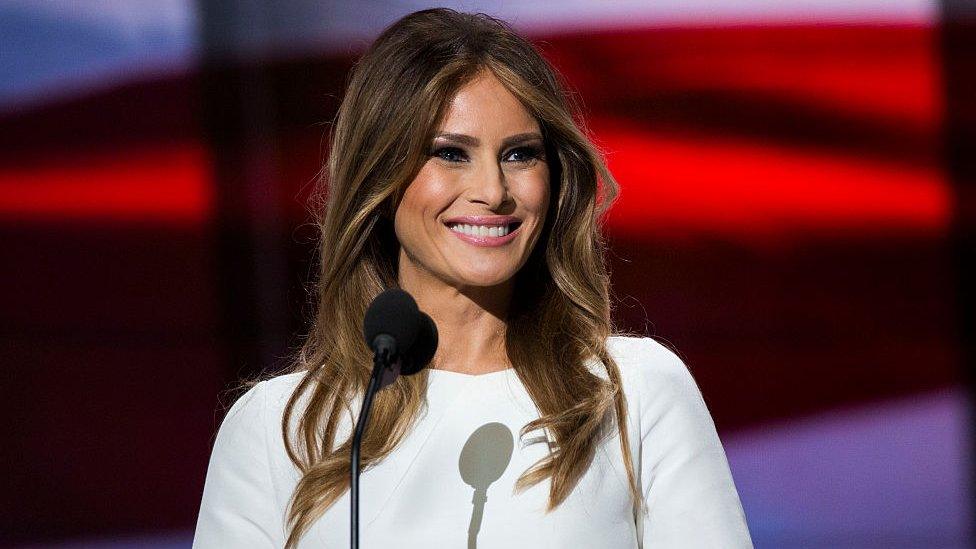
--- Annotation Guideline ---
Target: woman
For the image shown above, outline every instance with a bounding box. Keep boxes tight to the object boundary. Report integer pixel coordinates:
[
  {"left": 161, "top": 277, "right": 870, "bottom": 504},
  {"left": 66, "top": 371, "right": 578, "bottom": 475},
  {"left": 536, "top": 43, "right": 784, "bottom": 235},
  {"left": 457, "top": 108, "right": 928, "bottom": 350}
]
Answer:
[{"left": 194, "top": 8, "right": 752, "bottom": 549}]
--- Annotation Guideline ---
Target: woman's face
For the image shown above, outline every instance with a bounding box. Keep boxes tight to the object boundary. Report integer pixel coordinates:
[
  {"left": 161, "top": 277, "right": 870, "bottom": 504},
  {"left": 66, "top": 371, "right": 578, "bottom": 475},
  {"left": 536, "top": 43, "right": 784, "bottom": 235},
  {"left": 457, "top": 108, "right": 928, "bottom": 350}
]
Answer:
[{"left": 394, "top": 71, "right": 550, "bottom": 291}]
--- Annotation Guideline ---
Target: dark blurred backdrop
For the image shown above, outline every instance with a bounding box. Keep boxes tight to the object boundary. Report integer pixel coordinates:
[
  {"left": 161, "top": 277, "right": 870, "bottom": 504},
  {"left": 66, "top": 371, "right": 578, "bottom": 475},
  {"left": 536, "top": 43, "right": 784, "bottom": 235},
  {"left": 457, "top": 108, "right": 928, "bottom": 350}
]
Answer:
[{"left": 2, "top": 1, "right": 973, "bottom": 547}]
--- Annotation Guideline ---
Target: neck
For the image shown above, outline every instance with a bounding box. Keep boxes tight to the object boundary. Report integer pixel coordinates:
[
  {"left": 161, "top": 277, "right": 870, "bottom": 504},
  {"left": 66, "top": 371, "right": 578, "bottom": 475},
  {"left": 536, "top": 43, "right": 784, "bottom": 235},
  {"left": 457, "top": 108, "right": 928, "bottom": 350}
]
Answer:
[{"left": 398, "top": 255, "right": 513, "bottom": 376}]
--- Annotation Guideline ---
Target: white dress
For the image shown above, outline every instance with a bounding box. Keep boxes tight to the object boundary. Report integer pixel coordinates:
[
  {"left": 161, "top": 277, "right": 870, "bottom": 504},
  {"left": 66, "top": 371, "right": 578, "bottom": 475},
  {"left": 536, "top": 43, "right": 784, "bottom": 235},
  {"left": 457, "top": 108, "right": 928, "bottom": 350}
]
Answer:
[{"left": 193, "top": 335, "right": 753, "bottom": 548}]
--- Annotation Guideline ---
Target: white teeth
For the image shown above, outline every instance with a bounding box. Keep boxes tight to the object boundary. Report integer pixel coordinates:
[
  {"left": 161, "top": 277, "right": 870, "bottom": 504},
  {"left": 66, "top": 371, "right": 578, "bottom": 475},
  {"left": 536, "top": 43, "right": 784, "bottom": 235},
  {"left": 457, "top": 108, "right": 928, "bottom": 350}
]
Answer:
[{"left": 448, "top": 223, "right": 512, "bottom": 237}]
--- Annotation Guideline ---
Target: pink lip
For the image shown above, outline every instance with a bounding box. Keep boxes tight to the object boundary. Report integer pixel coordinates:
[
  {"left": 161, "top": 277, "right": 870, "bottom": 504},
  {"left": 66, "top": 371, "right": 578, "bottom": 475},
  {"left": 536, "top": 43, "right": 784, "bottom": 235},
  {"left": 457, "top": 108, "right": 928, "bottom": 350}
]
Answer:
[{"left": 443, "top": 217, "right": 523, "bottom": 248}]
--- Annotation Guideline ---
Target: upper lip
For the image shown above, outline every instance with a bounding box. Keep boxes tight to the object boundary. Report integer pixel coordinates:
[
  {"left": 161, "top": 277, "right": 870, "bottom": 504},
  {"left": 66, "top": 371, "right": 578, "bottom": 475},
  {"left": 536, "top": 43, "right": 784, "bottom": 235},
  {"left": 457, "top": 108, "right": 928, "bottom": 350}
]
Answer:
[{"left": 442, "top": 215, "right": 522, "bottom": 227}]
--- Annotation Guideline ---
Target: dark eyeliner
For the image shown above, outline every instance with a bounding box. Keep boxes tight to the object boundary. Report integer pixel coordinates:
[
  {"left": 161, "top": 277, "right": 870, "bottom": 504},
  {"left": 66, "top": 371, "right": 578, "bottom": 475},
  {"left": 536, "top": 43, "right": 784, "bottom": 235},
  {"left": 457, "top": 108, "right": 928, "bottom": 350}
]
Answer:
[
  {"left": 430, "top": 146, "right": 468, "bottom": 163},
  {"left": 505, "top": 145, "right": 543, "bottom": 163}
]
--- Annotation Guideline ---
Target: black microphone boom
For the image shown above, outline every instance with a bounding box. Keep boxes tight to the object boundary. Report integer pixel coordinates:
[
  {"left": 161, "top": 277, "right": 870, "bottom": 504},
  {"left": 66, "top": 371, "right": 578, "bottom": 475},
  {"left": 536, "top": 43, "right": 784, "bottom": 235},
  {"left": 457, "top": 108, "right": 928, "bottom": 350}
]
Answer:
[{"left": 351, "top": 288, "right": 437, "bottom": 549}]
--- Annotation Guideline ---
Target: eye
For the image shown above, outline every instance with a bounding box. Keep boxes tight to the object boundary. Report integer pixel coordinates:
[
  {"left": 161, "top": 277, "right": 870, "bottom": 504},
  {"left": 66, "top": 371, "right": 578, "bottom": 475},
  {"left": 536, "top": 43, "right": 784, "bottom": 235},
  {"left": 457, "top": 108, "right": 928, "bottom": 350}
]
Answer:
[
  {"left": 431, "top": 146, "right": 468, "bottom": 163},
  {"left": 504, "top": 145, "right": 543, "bottom": 164}
]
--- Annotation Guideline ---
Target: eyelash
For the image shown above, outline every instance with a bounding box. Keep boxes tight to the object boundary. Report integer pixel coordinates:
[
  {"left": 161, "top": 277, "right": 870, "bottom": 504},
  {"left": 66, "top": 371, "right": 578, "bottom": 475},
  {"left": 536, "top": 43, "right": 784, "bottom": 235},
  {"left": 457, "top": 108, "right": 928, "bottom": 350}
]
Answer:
[{"left": 430, "top": 146, "right": 543, "bottom": 164}]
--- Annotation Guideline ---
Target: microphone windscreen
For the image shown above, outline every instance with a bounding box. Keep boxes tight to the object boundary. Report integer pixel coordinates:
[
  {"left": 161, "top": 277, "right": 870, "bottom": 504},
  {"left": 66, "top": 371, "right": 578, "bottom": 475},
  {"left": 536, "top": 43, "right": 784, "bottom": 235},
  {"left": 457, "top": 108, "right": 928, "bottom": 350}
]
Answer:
[
  {"left": 363, "top": 288, "right": 420, "bottom": 354},
  {"left": 401, "top": 312, "right": 438, "bottom": 376}
]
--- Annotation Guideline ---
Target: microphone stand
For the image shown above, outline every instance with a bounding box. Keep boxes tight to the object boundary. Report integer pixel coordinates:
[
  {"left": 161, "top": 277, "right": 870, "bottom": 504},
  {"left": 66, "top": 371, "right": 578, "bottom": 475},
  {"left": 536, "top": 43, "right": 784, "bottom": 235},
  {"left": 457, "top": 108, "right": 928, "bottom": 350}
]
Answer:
[{"left": 351, "top": 340, "right": 394, "bottom": 549}]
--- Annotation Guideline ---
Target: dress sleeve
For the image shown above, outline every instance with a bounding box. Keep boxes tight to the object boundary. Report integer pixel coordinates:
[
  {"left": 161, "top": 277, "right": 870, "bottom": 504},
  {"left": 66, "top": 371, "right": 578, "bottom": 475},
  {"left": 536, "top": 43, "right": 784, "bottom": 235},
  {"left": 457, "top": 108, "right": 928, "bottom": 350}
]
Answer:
[
  {"left": 193, "top": 381, "right": 285, "bottom": 548},
  {"left": 633, "top": 338, "right": 753, "bottom": 548}
]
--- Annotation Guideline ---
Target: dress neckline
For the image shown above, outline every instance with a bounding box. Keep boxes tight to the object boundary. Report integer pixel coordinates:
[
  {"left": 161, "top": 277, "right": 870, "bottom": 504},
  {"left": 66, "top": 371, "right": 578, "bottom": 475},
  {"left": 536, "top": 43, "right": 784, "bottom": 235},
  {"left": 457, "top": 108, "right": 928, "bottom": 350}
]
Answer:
[
  {"left": 426, "top": 367, "right": 515, "bottom": 379},
  {"left": 424, "top": 367, "right": 520, "bottom": 400}
]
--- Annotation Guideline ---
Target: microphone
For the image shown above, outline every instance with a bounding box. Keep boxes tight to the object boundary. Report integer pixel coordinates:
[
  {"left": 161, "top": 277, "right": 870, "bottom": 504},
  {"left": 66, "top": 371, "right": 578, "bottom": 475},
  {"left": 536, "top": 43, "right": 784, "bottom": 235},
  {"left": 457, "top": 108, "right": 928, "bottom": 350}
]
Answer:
[
  {"left": 363, "top": 288, "right": 421, "bottom": 361},
  {"left": 352, "top": 288, "right": 437, "bottom": 549},
  {"left": 401, "top": 311, "right": 438, "bottom": 376}
]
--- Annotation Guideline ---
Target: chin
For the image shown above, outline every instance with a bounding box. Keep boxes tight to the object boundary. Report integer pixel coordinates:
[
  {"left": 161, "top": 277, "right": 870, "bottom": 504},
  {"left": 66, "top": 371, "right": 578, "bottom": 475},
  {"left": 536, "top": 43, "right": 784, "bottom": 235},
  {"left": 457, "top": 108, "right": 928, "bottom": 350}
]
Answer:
[{"left": 452, "top": 268, "right": 517, "bottom": 288}]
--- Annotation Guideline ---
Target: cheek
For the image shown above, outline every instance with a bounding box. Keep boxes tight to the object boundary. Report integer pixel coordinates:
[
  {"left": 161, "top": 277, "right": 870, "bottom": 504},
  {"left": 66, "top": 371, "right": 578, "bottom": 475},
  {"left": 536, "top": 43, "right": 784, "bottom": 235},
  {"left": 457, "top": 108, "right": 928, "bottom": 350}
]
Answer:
[
  {"left": 514, "top": 166, "right": 551, "bottom": 217},
  {"left": 395, "top": 164, "right": 458, "bottom": 240}
]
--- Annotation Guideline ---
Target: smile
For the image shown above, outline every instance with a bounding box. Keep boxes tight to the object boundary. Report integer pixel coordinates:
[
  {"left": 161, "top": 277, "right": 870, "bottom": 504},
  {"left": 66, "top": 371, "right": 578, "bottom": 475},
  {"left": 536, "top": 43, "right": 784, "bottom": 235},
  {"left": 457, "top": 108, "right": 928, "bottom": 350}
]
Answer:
[{"left": 444, "top": 221, "right": 522, "bottom": 247}]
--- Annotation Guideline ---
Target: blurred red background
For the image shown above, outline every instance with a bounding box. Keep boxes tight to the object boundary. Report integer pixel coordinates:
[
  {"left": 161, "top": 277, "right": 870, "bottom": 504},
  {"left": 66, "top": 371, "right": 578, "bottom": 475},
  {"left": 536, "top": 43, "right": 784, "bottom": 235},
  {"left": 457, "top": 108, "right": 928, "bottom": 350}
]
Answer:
[{"left": 1, "top": 1, "right": 973, "bottom": 547}]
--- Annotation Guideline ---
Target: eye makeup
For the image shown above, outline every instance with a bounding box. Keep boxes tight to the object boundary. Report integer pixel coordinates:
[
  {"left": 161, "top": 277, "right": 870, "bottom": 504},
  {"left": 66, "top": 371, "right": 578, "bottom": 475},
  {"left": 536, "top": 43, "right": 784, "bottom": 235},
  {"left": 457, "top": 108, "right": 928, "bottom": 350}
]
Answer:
[{"left": 427, "top": 141, "right": 545, "bottom": 165}]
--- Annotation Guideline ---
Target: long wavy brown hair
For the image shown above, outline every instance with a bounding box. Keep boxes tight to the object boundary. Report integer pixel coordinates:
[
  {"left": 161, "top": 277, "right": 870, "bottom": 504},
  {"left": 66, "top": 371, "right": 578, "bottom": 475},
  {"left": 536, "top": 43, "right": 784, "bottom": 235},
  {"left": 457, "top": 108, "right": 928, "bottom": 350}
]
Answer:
[{"left": 275, "top": 8, "right": 641, "bottom": 547}]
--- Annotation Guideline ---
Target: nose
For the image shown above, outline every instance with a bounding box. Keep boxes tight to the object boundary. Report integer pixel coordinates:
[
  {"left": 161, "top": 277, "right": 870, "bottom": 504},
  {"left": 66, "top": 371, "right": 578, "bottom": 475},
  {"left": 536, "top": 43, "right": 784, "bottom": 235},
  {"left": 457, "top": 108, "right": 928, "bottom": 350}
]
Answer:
[{"left": 468, "top": 161, "right": 512, "bottom": 210}]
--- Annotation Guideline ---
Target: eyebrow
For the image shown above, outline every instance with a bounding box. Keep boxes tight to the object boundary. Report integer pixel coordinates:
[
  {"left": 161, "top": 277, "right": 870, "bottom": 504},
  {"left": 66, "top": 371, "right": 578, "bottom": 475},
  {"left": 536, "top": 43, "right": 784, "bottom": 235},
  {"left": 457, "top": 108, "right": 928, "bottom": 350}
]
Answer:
[{"left": 434, "top": 132, "right": 543, "bottom": 149}]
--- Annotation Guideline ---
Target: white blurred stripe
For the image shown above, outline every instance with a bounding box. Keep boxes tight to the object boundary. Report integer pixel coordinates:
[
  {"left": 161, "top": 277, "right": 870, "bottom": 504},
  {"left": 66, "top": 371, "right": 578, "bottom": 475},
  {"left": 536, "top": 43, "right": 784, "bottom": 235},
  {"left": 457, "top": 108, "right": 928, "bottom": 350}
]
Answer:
[
  {"left": 0, "top": 0, "right": 197, "bottom": 40},
  {"left": 0, "top": 0, "right": 939, "bottom": 111},
  {"left": 298, "top": 0, "right": 939, "bottom": 55},
  {"left": 484, "top": 0, "right": 938, "bottom": 30},
  {"left": 0, "top": 0, "right": 198, "bottom": 111}
]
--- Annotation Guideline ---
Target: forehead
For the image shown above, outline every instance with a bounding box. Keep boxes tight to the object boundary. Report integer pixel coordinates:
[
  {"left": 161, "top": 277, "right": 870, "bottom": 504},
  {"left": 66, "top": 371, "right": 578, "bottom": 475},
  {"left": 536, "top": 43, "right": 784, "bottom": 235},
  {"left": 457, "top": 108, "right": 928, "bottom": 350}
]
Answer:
[{"left": 438, "top": 71, "right": 540, "bottom": 136}]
